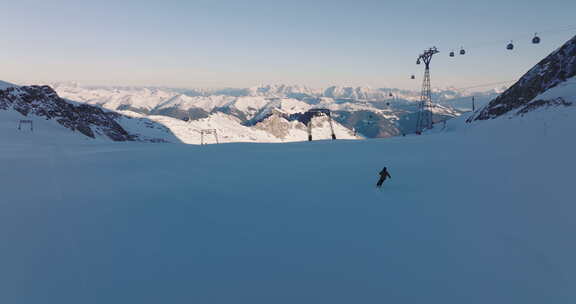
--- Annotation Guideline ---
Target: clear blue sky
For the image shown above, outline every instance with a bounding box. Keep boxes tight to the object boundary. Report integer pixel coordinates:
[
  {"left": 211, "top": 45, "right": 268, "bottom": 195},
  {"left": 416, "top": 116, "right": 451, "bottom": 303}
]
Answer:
[{"left": 1, "top": 0, "right": 575, "bottom": 89}]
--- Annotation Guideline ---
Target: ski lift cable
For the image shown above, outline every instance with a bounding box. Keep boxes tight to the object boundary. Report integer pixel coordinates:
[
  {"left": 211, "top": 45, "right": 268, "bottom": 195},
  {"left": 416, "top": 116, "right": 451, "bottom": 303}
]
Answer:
[
  {"left": 445, "top": 24, "right": 576, "bottom": 53},
  {"left": 538, "top": 24, "right": 576, "bottom": 35},
  {"left": 416, "top": 80, "right": 515, "bottom": 94},
  {"left": 390, "top": 80, "right": 515, "bottom": 99},
  {"left": 454, "top": 80, "right": 516, "bottom": 91}
]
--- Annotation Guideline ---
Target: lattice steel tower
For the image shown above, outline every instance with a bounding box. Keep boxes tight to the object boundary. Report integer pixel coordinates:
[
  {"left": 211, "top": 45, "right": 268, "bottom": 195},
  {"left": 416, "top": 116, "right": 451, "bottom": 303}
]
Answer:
[{"left": 415, "top": 47, "right": 439, "bottom": 134}]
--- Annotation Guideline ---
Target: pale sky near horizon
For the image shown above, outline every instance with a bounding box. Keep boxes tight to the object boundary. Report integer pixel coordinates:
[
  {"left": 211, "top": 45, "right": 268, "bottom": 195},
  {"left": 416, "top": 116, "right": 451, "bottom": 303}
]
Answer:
[{"left": 1, "top": 0, "right": 575, "bottom": 90}]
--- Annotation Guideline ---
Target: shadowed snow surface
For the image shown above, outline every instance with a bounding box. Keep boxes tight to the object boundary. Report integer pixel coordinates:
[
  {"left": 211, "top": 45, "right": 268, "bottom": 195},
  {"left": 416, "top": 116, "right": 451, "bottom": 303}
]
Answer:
[{"left": 0, "top": 107, "right": 575, "bottom": 303}]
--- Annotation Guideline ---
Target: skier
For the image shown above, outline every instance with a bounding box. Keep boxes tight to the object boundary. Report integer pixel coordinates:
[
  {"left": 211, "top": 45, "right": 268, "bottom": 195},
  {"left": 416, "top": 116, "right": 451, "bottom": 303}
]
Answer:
[{"left": 376, "top": 167, "right": 392, "bottom": 188}]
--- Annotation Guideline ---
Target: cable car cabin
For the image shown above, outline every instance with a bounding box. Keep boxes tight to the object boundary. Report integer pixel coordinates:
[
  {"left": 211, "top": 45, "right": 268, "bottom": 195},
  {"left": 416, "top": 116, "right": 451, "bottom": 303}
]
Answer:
[
  {"left": 532, "top": 34, "right": 541, "bottom": 44},
  {"left": 460, "top": 48, "right": 466, "bottom": 55},
  {"left": 507, "top": 42, "right": 514, "bottom": 50},
  {"left": 449, "top": 51, "right": 455, "bottom": 57}
]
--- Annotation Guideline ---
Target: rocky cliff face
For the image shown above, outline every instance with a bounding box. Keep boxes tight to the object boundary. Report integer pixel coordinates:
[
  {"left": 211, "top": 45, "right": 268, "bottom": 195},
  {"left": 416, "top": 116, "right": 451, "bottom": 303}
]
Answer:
[
  {"left": 470, "top": 34, "right": 576, "bottom": 121},
  {"left": 0, "top": 85, "right": 135, "bottom": 141}
]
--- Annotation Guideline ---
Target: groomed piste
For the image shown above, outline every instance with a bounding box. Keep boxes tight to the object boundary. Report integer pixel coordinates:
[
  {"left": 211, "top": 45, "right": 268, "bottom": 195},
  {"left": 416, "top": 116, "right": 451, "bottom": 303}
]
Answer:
[{"left": 1, "top": 97, "right": 574, "bottom": 303}]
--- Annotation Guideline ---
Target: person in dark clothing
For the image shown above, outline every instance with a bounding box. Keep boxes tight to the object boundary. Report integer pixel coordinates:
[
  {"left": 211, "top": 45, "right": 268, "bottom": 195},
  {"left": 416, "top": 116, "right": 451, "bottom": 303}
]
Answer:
[{"left": 376, "top": 167, "right": 392, "bottom": 188}]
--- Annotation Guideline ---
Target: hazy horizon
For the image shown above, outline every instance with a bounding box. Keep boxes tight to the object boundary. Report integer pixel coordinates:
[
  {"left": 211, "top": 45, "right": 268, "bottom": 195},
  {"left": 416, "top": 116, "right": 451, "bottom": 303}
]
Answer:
[
  {"left": 10, "top": 79, "right": 511, "bottom": 94},
  {"left": 2, "top": 1, "right": 575, "bottom": 90}
]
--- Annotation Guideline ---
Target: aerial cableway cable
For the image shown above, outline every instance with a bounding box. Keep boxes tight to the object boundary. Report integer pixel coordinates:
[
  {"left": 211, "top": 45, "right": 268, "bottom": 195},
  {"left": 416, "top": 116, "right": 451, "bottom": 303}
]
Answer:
[
  {"left": 445, "top": 24, "right": 576, "bottom": 56},
  {"left": 410, "top": 25, "right": 576, "bottom": 80},
  {"left": 456, "top": 80, "right": 516, "bottom": 91}
]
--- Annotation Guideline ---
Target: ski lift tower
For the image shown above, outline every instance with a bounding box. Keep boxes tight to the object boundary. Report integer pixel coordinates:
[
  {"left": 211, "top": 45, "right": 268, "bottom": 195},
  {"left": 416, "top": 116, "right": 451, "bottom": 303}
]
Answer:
[
  {"left": 200, "top": 129, "right": 219, "bottom": 145},
  {"left": 305, "top": 109, "right": 336, "bottom": 141},
  {"left": 18, "top": 120, "right": 34, "bottom": 132},
  {"left": 415, "top": 47, "right": 439, "bottom": 134}
]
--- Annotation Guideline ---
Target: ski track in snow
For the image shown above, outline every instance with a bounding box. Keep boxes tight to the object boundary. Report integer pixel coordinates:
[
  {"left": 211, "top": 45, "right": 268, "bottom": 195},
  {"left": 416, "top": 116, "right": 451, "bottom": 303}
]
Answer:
[{"left": 0, "top": 105, "right": 575, "bottom": 303}]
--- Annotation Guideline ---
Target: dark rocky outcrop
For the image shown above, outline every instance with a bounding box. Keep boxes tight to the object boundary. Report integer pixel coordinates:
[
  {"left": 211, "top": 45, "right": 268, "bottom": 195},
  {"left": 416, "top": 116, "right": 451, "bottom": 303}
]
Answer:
[
  {"left": 0, "top": 85, "right": 135, "bottom": 141},
  {"left": 470, "top": 34, "right": 576, "bottom": 121}
]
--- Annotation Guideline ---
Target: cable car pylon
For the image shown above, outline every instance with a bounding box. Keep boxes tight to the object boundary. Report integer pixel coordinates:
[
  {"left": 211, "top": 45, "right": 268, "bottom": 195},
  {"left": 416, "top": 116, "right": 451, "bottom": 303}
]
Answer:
[{"left": 415, "top": 47, "right": 439, "bottom": 134}]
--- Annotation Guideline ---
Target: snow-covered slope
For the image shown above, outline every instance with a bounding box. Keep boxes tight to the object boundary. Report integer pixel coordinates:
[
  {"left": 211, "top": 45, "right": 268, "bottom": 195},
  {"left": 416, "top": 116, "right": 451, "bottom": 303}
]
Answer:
[
  {"left": 531, "top": 75, "right": 576, "bottom": 103},
  {"left": 247, "top": 84, "right": 321, "bottom": 98},
  {"left": 471, "top": 34, "right": 576, "bottom": 121},
  {"left": 118, "top": 110, "right": 357, "bottom": 144},
  {"left": 0, "top": 83, "right": 190, "bottom": 143},
  {"left": 1, "top": 99, "right": 574, "bottom": 303},
  {"left": 51, "top": 83, "right": 178, "bottom": 114},
  {"left": 0, "top": 81, "right": 360, "bottom": 145},
  {"left": 0, "top": 85, "right": 136, "bottom": 141},
  {"left": 0, "top": 80, "right": 18, "bottom": 90},
  {"left": 2, "top": 76, "right": 503, "bottom": 144},
  {"left": 49, "top": 83, "right": 497, "bottom": 139},
  {"left": 0, "top": 106, "right": 107, "bottom": 145},
  {"left": 324, "top": 86, "right": 389, "bottom": 100}
]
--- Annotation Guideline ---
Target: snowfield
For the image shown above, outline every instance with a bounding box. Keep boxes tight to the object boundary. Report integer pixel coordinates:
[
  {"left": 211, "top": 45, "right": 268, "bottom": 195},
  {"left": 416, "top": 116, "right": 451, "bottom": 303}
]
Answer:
[
  {"left": 43, "top": 82, "right": 495, "bottom": 140},
  {"left": 115, "top": 110, "right": 358, "bottom": 144},
  {"left": 1, "top": 102, "right": 575, "bottom": 303},
  {"left": 533, "top": 76, "right": 576, "bottom": 103}
]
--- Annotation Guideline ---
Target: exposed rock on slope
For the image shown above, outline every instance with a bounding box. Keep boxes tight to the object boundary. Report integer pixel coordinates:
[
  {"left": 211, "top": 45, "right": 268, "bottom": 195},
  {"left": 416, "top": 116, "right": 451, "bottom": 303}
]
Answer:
[
  {"left": 0, "top": 85, "right": 134, "bottom": 141},
  {"left": 470, "top": 34, "right": 576, "bottom": 121},
  {"left": 52, "top": 83, "right": 482, "bottom": 138}
]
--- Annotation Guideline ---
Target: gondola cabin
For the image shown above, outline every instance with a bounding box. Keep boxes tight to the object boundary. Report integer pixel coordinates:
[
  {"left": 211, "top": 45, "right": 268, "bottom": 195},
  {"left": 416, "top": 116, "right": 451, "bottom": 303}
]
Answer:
[{"left": 507, "top": 41, "right": 514, "bottom": 50}]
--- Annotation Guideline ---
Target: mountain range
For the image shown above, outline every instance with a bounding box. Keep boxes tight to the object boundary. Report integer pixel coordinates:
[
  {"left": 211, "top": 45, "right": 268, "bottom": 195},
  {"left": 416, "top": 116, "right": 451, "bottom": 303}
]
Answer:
[
  {"left": 42, "top": 83, "right": 500, "bottom": 142},
  {"left": 470, "top": 34, "right": 576, "bottom": 120},
  {"left": 6, "top": 34, "right": 576, "bottom": 145}
]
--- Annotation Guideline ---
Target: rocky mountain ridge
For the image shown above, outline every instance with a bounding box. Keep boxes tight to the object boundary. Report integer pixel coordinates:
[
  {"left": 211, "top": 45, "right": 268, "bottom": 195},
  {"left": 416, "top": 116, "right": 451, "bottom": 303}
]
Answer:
[
  {"left": 470, "top": 34, "right": 576, "bottom": 121},
  {"left": 0, "top": 85, "right": 135, "bottom": 141},
  {"left": 51, "top": 83, "right": 484, "bottom": 138}
]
